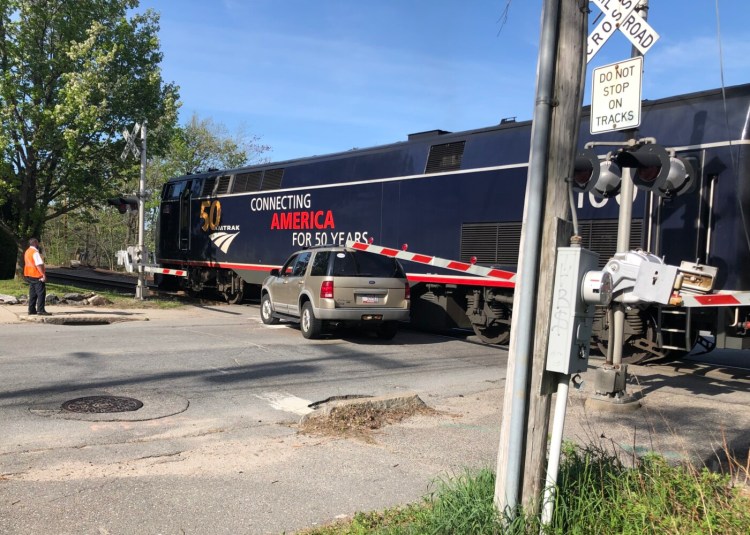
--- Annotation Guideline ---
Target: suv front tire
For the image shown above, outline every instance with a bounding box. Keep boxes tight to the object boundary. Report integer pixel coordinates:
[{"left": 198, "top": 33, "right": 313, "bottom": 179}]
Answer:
[{"left": 260, "top": 294, "right": 279, "bottom": 325}]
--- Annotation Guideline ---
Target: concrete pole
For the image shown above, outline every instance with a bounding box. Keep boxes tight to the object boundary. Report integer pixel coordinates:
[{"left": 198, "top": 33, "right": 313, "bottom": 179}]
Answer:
[{"left": 135, "top": 121, "right": 147, "bottom": 300}]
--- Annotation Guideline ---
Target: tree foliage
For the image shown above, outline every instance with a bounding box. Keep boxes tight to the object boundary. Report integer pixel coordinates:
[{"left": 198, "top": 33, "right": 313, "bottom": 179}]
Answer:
[
  {"left": 0, "top": 0, "right": 179, "bottom": 274},
  {"left": 41, "top": 114, "right": 271, "bottom": 270},
  {"left": 163, "top": 113, "right": 271, "bottom": 177},
  {"left": 136, "top": 114, "right": 269, "bottom": 252}
]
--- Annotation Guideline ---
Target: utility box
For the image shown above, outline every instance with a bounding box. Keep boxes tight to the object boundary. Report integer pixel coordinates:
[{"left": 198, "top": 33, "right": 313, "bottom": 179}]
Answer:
[{"left": 546, "top": 247, "right": 603, "bottom": 375}]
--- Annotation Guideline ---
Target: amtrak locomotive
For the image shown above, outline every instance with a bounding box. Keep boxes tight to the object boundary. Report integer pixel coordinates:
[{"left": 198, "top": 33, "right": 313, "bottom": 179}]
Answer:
[{"left": 154, "top": 84, "right": 750, "bottom": 362}]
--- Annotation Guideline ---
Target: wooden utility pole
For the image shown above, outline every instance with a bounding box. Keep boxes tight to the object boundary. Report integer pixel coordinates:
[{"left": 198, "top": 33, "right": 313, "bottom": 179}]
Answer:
[
  {"left": 494, "top": 0, "right": 588, "bottom": 514},
  {"left": 522, "top": 1, "right": 588, "bottom": 509}
]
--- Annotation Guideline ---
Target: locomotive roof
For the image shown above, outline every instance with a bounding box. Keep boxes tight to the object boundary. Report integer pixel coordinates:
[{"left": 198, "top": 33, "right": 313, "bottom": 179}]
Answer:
[{"left": 166, "top": 82, "right": 750, "bottom": 184}]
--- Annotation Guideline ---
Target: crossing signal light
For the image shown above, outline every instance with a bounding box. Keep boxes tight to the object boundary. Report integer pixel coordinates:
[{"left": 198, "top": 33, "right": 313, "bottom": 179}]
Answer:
[
  {"left": 107, "top": 196, "right": 138, "bottom": 214},
  {"left": 572, "top": 149, "right": 622, "bottom": 198},
  {"left": 615, "top": 144, "right": 696, "bottom": 197}
]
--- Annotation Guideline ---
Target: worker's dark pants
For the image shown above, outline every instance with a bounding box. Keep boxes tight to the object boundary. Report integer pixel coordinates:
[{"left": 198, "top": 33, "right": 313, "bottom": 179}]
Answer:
[{"left": 26, "top": 277, "right": 46, "bottom": 314}]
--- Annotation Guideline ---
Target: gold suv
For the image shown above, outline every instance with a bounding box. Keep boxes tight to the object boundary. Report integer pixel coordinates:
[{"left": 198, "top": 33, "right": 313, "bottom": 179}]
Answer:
[{"left": 260, "top": 246, "right": 410, "bottom": 339}]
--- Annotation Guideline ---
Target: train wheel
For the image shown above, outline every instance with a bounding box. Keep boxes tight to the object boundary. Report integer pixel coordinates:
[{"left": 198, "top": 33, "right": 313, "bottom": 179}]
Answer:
[
  {"left": 593, "top": 309, "right": 676, "bottom": 365},
  {"left": 472, "top": 323, "right": 511, "bottom": 345},
  {"left": 594, "top": 339, "right": 661, "bottom": 365},
  {"left": 466, "top": 287, "right": 513, "bottom": 345},
  {"left": 222, "top": 280, "right": 245, "bottom": 304}
]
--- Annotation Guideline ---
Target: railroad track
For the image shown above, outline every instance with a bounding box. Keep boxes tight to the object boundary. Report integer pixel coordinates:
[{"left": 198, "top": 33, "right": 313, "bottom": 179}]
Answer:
[
  {"left": 45, "top": 266, "right": 229, "bottom": 302},
  {"left": 47, "top": 266, "right": 154, "bottom": 292}
]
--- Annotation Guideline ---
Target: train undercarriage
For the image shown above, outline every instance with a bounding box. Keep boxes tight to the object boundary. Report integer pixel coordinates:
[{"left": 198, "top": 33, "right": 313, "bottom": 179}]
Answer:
[
  {"left": 411, "top": 282, "right": 750, "bottom": 363},
  {"left": 160, "top": 266, "right": 247, "bottom": 304},
  {"left": 158, "top": 267, "right": 750, "bottom": 362}
]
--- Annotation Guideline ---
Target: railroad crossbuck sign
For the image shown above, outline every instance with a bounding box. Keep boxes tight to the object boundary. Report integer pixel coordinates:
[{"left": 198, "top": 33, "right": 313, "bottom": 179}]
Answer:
[
  {"left": 587, "top": 0, "right": 660, "bottom": 63},
  {"left": 121, "top": 122, "right": 141, "bottom": 161},
  {"left": 591, "top": 56, "right": 643, "bottom": 134}
]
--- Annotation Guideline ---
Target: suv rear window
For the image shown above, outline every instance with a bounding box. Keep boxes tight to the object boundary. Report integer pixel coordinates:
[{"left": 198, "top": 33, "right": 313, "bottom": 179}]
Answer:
[{"left": 331, "top": 250, "right": 405, "bottom": 278}]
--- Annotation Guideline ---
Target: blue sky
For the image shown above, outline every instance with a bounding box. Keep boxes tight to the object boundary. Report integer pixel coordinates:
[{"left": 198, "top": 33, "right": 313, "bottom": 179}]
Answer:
[{"left": 138, "top": 0, "right": 750, "bottom": 163}]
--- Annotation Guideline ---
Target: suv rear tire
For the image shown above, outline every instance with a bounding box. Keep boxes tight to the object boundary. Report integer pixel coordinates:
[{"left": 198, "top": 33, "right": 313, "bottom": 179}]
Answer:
[
  {"left": 300, "top": 302, "right": 322, "bottom": 339},
  {"left": 376, "top": 320, "right": 399, "bottom": 340},
  {"left": 261, "top": 294, "right": 279, "bottom": 325}
]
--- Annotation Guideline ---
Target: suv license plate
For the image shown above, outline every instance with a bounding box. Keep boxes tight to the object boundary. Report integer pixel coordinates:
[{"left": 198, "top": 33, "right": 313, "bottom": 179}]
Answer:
[{"left": 361, "top": 296, "right": 379, "bottom": 304}]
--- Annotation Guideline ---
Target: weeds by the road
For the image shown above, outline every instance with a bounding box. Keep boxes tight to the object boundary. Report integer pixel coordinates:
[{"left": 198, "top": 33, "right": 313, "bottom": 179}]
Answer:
[
  {"left": 552, "top": 442, "right": 750, "bottom": 534},
  {"left": 0, "top": 278, "right": 186, "bottom": 309},
  {"left": 299, "top": 397, "right": 438, "bottom": 443},
  {"left": 299, "top": 443, "right": 750, "bottom": 534}
]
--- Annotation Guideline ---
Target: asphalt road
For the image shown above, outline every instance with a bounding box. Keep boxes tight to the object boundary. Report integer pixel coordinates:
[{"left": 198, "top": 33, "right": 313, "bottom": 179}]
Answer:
[
  {"left": 1, "top": 303, "right": 749, "bottom": 534},
  {"left": 0, "top": 304, "right": 508, "bottom": 534}
]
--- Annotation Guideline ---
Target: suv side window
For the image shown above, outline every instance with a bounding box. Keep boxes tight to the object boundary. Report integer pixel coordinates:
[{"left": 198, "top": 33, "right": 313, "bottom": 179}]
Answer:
[
  {"left": 292, "top": 251, "right": 312, "bottom": 277},
  {"left": 310, "top": 251, "right": 331, "bottom": 276},
  {"left": 280, "top": 254, "right": 299, "bottom": 276}
]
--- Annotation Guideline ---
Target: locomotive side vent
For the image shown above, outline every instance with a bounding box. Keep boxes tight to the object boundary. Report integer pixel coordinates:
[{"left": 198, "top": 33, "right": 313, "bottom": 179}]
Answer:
[
  {"left": 460, "top": 222, "right": 522, "bottom": 266},
  {"left": 261, "top": 168, "right": 285, "bottom": 190},
  {"left": 215, "top": 175, "right": 231, "bottom": 195},
  {"left": 233, "top": 171, "right": 263, "bottom": 193},
  {"left": 425, "top": 141, "right": 465, "bottom": 174},
  {"left": 578, "top": 218, "right": 643, "bottom": 268},
  {"left": 201, "top": 177, "right": 217, "bottom": 196},
  {"left": 459, "top": 219, "right": 642, "bottom": 269}
]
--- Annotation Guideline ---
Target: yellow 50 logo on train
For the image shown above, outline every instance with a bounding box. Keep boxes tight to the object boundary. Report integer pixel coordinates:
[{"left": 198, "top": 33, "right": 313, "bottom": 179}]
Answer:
[{"left": 200, "top": 200, "right": 221, "bottom": 232}]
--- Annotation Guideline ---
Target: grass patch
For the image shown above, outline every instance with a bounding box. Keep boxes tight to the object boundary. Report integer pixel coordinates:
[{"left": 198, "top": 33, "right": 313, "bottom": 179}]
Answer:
[
  {"left": 298, "top": 468, "right": 504, "bottom": 535},
  {"left": 0, "top": 278, "right": 187, "bottom": 309},
  {"left": 550, "top": 443, "right": 750, "bottom": 535},
  {"left": 299, "top": 446, "right": 750, "bottom": 534}
]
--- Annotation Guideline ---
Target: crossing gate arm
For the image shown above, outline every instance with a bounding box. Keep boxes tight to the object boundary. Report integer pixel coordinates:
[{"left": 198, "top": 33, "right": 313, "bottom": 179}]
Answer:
[
  {"left": 143, "top": 265, "right": 188, "bottom": 278},
  {"left": 346, "top": 240, "right": 517, "bottom": 282},
  {"left": 678, "top": 292, "right": 750, "bottom": 307}
]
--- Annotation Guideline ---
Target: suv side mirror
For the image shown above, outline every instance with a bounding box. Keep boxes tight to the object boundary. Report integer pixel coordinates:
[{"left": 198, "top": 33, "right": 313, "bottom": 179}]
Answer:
[{"left": 270, "top": 268, "right": 280, "bottom": 277}]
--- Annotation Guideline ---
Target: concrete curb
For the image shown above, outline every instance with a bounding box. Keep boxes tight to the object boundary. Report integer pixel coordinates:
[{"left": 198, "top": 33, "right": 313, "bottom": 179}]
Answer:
[
  {"left": 20, "top": 312, "right": 148, "bottom": 325},
  {"left": 1, "top": 304, "right": 153, "bottom": 325}
]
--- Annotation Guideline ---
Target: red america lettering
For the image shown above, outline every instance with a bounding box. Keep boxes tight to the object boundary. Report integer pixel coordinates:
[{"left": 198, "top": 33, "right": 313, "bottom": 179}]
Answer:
[{"left": 270, "top": 210, "right": 335, "bottom": 230}]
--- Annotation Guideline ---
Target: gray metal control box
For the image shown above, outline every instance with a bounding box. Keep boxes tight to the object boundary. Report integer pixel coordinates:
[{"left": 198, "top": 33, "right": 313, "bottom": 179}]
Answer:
[{"left": 546, "top": 247, "right": 599, "bottom": 375}]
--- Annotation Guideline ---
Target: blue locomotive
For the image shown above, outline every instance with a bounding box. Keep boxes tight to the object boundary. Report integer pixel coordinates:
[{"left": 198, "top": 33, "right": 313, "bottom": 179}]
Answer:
[{"left": 155, "top": 83, "right": 750, "bottom": 361}]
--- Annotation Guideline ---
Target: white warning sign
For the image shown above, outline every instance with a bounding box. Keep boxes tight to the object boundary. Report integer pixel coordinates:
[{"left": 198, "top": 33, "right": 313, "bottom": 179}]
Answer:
[{"left": 590, "top": 56, "right": 643, "bottom": 134}]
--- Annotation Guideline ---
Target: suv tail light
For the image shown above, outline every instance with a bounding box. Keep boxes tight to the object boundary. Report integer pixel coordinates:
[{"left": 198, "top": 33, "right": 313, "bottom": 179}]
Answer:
[
  {"left": 405, "top": 281, "right": 411, "bottom": 300},
  {"left": 320, "top": 280, "right": 334, "bottom": 299}
]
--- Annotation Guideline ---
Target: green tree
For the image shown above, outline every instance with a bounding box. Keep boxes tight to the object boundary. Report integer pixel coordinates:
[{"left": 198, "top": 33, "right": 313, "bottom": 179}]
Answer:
[
  {"left": 37, "top": 115, "right": 270, "bottom": 272},
  {"left": 0, "top": 0, "right": 178, "bottom": 277},
  {"left": 162, "top": 113, "right": 271, "bottom": 177},
  {"left": 140, "top": 114, "right": 270, "bottom": 252}
]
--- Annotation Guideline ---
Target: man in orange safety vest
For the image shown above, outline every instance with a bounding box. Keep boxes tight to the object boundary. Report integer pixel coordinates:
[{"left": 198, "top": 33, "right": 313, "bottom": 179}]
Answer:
[{"left": 23, "top": 238, "right": 50, "bottom": 316}]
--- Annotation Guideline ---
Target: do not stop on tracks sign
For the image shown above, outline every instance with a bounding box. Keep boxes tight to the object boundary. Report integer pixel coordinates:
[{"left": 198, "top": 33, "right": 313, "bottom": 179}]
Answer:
[{"left": 590, "top": 56, "right": 643, "bottom": 134}]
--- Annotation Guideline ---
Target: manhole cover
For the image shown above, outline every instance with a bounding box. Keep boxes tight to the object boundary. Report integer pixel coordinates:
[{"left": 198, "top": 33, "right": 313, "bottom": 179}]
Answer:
[{"left": 62, "top": 395, "right": 144, "bottom": 413}]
